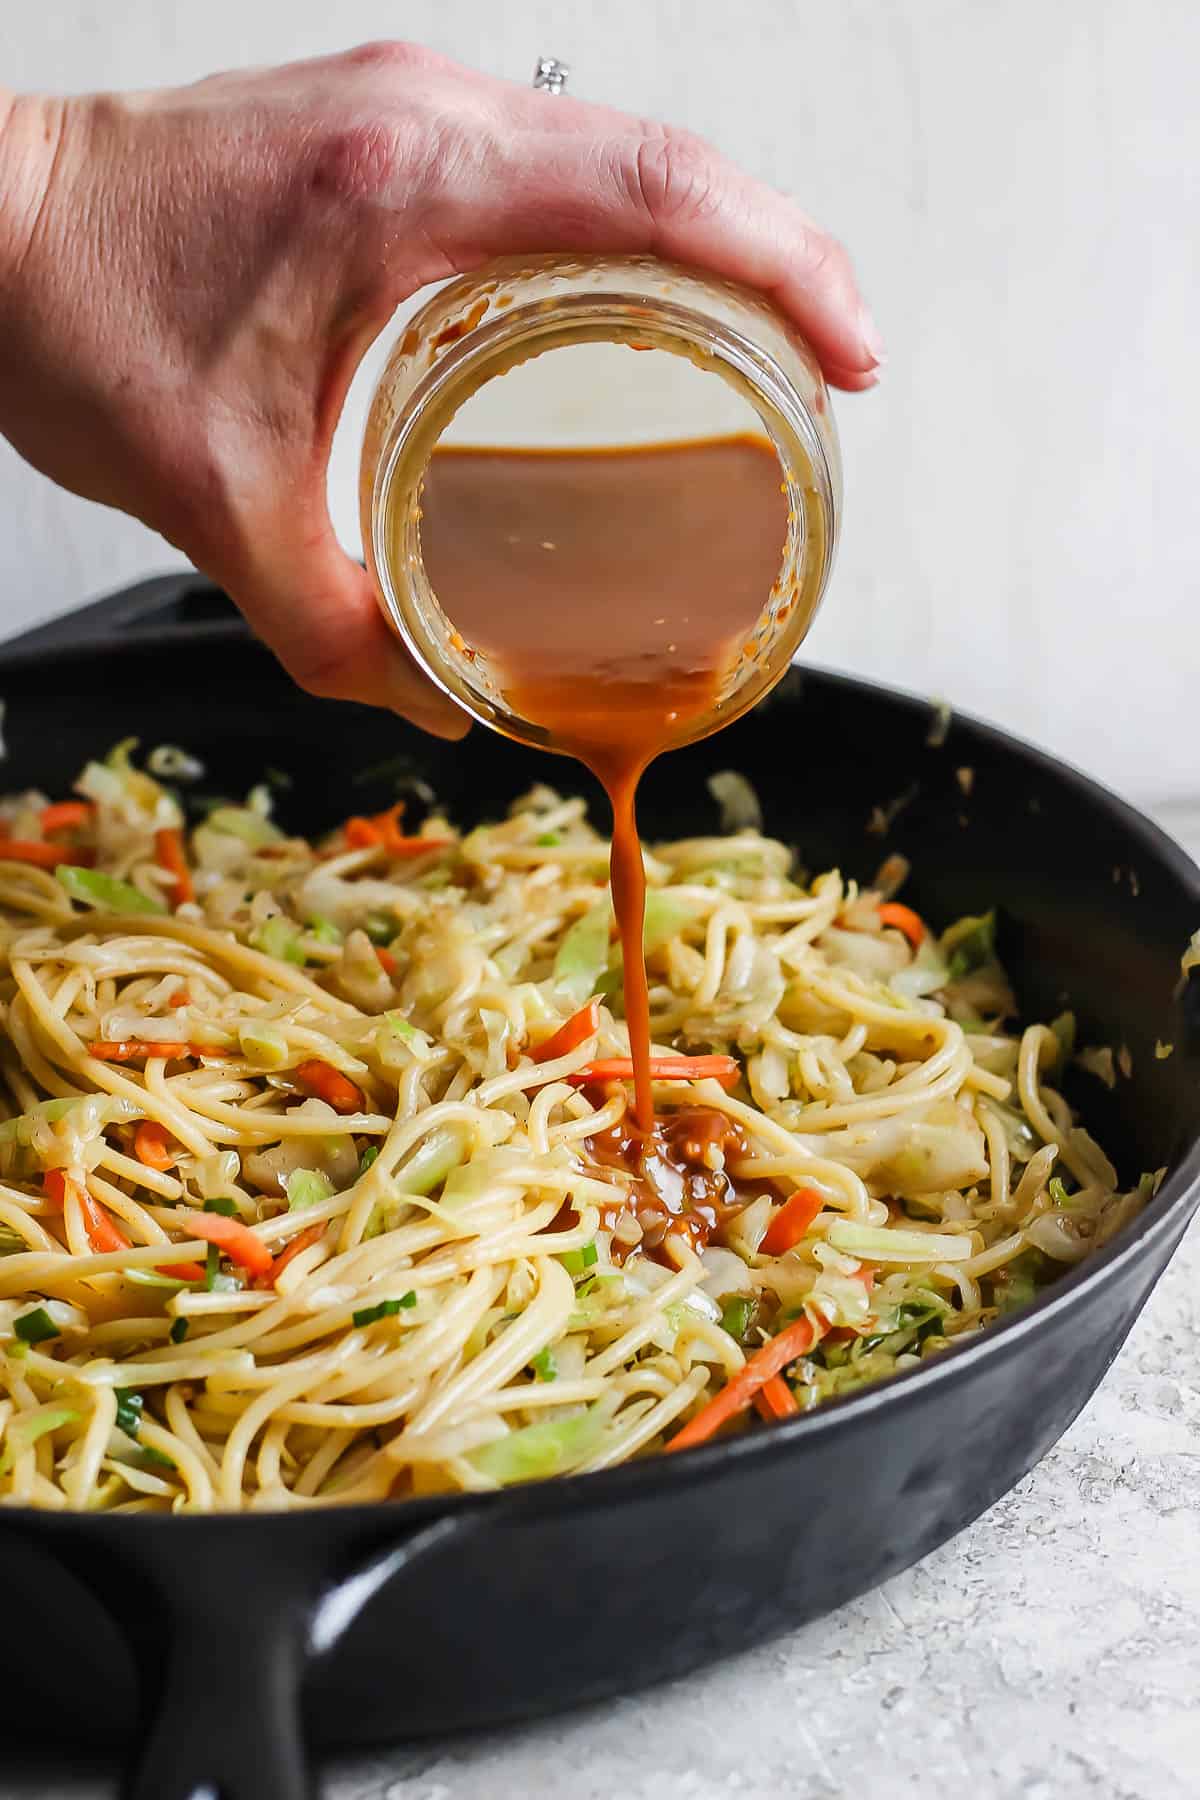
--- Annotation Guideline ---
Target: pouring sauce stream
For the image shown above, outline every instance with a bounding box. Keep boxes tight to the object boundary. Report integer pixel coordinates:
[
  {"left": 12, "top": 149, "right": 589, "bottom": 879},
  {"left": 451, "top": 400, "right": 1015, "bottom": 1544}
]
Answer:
[{"left": 419, "top": 434, "right": 787, "bottom": 1128}]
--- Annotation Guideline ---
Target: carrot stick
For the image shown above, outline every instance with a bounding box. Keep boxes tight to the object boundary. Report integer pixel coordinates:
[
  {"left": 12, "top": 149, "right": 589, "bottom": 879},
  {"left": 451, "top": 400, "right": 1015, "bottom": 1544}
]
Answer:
[
  {"left": 571, "top": 1053, "right": 738, "bottom": 1089},
  {"left": 133, "top": 1121, "right": 175, "bottom": 1172},
  {"left": 88, "top": 1041, "right": 191, "bottom": 1063},
  {"left": 177, "top": 1209, "right": 273, "bottom": 1278},
  {"left": 877, "top": 902, "right": 926, "bottom": 948},
  {"left": 0, "top": 839, "right": 94, "bottom": 869},
  {"left": 343, "top": 816, "right": 381, "bottom": 849},
  {"left": 375, "top": 947, "right": 398, "bottom": 978},
  {"left": 76, "top": 1186, "right": 132, "bottom": 1254},
  {"left": 42, "top": 1168, "right": 68, "bottom": 1210},
  {"left": 754, "top": 1375, "right": 800, "bottom": 1421},
  {"left": 40, "top": 801, "right": 93, "bottom": 835},
  {"left": 759, "top": 1187, "right": 825, "bottom": 1257},
  {"left": 294, "top": 1059, "right": 365, "bottom": 1115},
  {"left": 666, "top": 1311, "right": 827, "bottom": 1452},
  {"left": 154, "top": 827, "right": 193, "bottom": 907},
  {"left": 258, "top": 1222, "right": 326, "bottom": 1290},
  {"left": 343, "top": 809, "right": 453, "bottom": 858},
  {"left": 156, "top": 1261, "right": 206, "bottom": 1282},
  {"left": 531, "top": 999, "right": 600, "bottom": 1065}
]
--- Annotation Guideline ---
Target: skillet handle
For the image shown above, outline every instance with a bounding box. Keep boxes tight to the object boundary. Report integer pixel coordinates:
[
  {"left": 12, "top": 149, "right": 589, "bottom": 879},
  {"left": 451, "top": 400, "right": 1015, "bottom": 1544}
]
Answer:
[
  {"left": 112, "top": 1514, "right": 474, "bottom": 1800},
  {"left": 0, "top": 571, "right": 248, "bottom": 663},
  {"left": 121, "top": 1551, "right": 313, "bottom": 1800}
]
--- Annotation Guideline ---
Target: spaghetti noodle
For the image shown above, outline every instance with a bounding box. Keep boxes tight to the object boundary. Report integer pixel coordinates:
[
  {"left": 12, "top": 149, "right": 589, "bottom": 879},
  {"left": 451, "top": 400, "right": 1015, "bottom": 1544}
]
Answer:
[{"left": 0, "top": 744, "right": 1151, "bottom": 1511}]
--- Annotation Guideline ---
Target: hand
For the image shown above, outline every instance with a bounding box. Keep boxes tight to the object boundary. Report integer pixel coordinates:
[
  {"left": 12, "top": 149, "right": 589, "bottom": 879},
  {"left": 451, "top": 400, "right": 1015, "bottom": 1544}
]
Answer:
[{"left": 0, "top": 44, "right": 883, "bottom": 735}]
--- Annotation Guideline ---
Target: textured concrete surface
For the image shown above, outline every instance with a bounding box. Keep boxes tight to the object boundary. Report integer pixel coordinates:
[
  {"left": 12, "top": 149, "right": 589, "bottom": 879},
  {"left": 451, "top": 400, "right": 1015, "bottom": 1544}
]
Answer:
[{"left": 5, "top": 812, "right": 1198, "bottom": 1800}]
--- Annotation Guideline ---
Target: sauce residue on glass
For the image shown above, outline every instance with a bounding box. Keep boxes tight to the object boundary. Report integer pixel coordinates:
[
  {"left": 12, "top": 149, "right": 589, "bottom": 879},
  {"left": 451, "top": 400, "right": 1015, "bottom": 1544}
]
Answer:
[{"left": 418, "top": 434, "right": 787, "bottom": 1130}]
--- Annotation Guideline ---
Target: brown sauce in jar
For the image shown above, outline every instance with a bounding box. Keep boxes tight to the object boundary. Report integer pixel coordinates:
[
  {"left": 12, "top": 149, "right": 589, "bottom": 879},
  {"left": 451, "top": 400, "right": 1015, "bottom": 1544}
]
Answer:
[{"left": 419, "top": 436, "right": 787, "bottom": 1131}]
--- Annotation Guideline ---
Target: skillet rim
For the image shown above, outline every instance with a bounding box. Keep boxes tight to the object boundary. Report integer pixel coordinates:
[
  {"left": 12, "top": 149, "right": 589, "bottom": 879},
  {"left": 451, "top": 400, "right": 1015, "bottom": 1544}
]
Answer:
[{"left": 2, "top": 653, "right": 1198, "bottom": 1536}]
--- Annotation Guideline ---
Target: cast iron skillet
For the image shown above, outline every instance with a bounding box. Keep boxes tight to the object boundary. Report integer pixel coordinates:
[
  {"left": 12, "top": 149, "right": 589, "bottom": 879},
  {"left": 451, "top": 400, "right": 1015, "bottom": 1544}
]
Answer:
[{"left": 0, "top": 574, "right": 1197, "bottom": 1800}]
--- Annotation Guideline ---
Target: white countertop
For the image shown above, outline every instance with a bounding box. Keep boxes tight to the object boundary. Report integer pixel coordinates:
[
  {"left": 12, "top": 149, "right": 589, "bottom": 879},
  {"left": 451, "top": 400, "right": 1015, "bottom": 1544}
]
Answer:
[{"left": 8, "top": 811, "right": 1200, "bottom": 1800}]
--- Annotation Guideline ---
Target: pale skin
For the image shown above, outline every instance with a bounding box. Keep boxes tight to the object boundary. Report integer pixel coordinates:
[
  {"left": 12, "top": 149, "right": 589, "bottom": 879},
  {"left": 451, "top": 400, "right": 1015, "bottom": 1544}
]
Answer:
[{"left": 0, "top": 42, "right": 882, "bottom": 738}]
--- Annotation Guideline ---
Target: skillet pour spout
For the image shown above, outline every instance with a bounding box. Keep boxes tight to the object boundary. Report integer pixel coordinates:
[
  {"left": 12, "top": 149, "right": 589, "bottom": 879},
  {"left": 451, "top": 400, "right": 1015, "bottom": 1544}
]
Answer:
[{"left": 0, "top": 573, "right": 1196, "bottom": 1796}]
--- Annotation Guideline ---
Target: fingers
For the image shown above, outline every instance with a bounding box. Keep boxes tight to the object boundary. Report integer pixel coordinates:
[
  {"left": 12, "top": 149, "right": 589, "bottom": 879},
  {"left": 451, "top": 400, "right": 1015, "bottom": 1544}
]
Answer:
[
  {"left": 401, "top": 74, "right": 883, "bottom": 388},
  {"left": 211, "top": 508, "right": 469, "bottom": 739},
  {"left": 556, "top": 129, "right": 884, "bottom": 386}
]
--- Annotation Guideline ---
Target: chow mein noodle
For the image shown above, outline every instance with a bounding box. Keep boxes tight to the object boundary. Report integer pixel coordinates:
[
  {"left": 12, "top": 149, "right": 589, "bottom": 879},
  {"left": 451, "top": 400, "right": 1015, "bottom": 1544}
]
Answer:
[{"left": 0, "top": 745, "right": 1153, "bottom": 1511}]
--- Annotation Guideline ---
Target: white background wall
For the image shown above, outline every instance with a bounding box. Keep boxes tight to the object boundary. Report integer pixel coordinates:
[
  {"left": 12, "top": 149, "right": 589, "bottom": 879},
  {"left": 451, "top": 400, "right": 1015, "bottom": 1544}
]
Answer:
[{"left": 2, "top": 1, "right": 1197, "bottom": 811}]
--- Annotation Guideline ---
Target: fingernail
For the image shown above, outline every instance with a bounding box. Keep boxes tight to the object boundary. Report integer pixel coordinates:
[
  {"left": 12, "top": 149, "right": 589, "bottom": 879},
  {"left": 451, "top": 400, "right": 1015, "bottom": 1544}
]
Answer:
[{"left": 858, "top": 302, "right": 887, "bottom": 368}]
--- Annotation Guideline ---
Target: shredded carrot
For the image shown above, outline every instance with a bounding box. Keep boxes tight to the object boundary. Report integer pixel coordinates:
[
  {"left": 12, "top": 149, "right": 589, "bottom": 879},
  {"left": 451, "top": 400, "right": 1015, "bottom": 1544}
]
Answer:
[
  {"left": 88, "top": 1041, "right": 191, "bottom": 1063},
  {"left": 39, "top": 801, "right": 92, "bottom": 835},
  {"left": 258, "top": 1222, "right": 326, "bottom": 1290},
  {"left": 156, "top": 1260, "right": 206, "bottom": 1282},
  {"left": 0, "top": 839, "right": 93, "bottom": 869},
  {"left": 877, "top": 901, "right": 926, "bottom": 948},
  {"left": 375, "top": 947, "right": 398, "bottom": 978},
  {"left": 133, "top": 1120, "right": 175, "bottom": 1172},
  {"left": 571, "top": 1054, "right": 739, "bottom": 1089},
  {"left": 42, "top": 1168, "right": 68, "bottom": 1210},
  {"left": 154, "top": 827, "right": 193, "bottom": 907},
  {"left": 76, "top": 1186, "right": 132, "bottom": 1254},
  {"left": 754, "top": 1375, "right": 800, "bottom": 1422},
  {"left": 294, "top": 1059, "right": 365, "bottom": 1115},
  {"left": 169, "top": 988, "right": 190, "bottom": 1007},
  {"left": 531, "top": 999, "right": 600, "bottom": 1065},
  {"left": 343, "top": 808, "right": 453, "bottom": 859},
  {"left": 666, "top": 1311, "right": 827, "bottom": 1452},
  {"left": 178, "top": 1209, "right": 273, "bottom": 1278},
  {"left": 47, "top": 1170, "right": 133, "bottom": 1253},
  {"left": 343, "top": 816, "right": 381, "bottom": 849},
  {"left": 759, "top": 1187, "right": 825, "bottom": 1257}
]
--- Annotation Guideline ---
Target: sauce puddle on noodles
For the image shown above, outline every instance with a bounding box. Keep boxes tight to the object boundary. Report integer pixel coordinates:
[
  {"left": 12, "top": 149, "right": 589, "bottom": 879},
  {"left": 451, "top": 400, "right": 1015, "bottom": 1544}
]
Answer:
[{"left": 418, "top": 435, "right": 789, "bottom": 1130}]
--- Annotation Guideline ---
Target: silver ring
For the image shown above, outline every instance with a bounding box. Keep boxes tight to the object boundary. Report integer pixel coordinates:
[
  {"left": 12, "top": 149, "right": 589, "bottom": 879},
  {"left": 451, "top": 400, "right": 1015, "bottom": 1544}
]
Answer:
[{"left": 533, "top": 56, "right": 569, "bottom": 95}]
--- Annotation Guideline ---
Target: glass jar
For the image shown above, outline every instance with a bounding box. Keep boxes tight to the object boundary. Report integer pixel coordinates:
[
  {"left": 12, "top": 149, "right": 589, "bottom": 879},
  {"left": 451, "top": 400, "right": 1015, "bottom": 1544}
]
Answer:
[{"left": 360, "top": 254, "right": 842, "bottom": 754}]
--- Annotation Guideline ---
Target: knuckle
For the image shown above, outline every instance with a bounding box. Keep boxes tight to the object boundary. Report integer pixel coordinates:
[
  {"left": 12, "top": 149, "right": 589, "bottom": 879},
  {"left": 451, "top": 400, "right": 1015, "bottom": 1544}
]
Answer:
[
  {"left": 627, "top": 128, "right": 722, "bottom": 227},
  {"left": 340, "top": 39, "right": 433, "bottom": 76},
  {"left": 309, "top": 120, "right": 402, "bottom": 205}
]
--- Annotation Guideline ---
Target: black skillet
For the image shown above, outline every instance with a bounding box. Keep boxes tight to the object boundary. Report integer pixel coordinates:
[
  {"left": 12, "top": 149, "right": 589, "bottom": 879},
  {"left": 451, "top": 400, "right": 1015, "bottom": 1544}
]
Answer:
[{"left": 0, "top": 573, "right": 1197, "bottom": 1800}]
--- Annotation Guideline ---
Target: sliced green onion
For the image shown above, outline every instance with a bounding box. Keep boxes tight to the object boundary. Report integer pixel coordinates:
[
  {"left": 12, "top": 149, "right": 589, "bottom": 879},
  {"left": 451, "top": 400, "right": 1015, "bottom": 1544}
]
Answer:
[
  {"left": 169, "top": 1318, "right": 189, "bottom": 1345},
  {"left": 529, "top": 1347, "right": 557, "bottom": 1382},
  {"left": 306, "top": 915, "right": 342, "bottom": 946},
  {"left": 139, "top": 1443, "right": 177, "bottom": 1471},
  {"left": 203, "top": 1197, "right": 238, "bottom": 1218},
  {"left": 718, "top": 1295, "right": 755, "bottom": 1342},
  {"left": 114, "top": 1389, "right": 144, "bottom": 1438},
  {"left": 363, "top": 914, "right": 395, "bottom": 945},
  {"left": 358, "top": 1145, "right": 380, "bottom": 1177},
  {"left": 286, "top": 1169, "right": 335, "bottom": 1213},
  {"left": 557, "top": 1243, "right": 598, "bottom": 1277},
  {"left": 352, "top": 1292, "right": 416, "bottom": 1328},
  {"left": 469, "top": 1409, "right": 603, "bottom": 1486},
  {"left": 535, "top": 831, "right": 563, "bottom": 847},
  {"left": 56, "top": 866, "right": 165, "bottom": 915},
  {"left": 202, "top": 1243, "right": 221, "bottom": 1291},
  {"left": 14, "top": 1307, "right": 60, "bottom": 1345}
]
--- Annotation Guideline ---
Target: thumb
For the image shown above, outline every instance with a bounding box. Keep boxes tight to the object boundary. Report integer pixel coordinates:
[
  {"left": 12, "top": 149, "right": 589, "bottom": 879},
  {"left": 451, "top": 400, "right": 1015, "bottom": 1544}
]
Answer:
[{"left": 212, "top": 501, "right": 469, "bottom": 739}]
